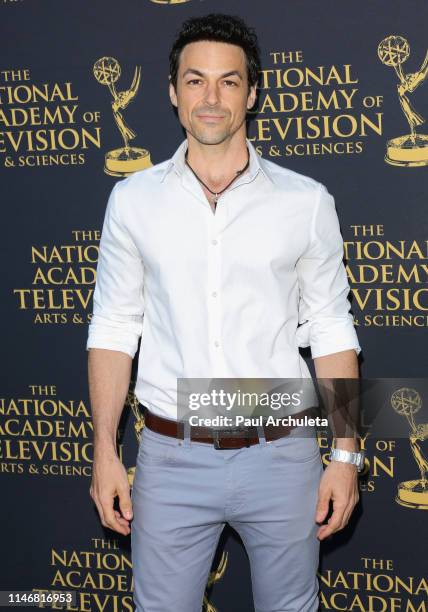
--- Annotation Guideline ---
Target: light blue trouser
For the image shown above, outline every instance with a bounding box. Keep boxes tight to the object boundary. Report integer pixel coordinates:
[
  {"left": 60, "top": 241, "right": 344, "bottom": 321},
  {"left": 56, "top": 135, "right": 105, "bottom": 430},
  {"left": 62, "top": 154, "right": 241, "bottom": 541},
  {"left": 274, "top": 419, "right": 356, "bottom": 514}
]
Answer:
[{"left": 131, "top": 421, "right": 323, "bottom": 612}]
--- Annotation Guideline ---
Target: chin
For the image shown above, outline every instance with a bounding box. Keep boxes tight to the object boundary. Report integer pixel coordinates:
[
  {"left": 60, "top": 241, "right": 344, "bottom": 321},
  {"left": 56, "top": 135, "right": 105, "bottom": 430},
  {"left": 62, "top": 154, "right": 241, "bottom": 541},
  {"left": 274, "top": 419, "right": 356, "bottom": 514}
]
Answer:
[{"left": 192, "top": 129, "right": 231, "bottom": 146}]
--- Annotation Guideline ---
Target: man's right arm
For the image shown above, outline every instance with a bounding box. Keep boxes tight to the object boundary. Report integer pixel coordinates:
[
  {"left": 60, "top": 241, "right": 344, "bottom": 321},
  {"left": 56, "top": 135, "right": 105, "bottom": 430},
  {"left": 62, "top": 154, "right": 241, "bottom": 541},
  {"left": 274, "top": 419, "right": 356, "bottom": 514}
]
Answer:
[
  {"left": 88, "top": 348, "right": 134, "bottom": 535},
  {"left": 86, "top": 181, "right": 145, "bottom": 535}
]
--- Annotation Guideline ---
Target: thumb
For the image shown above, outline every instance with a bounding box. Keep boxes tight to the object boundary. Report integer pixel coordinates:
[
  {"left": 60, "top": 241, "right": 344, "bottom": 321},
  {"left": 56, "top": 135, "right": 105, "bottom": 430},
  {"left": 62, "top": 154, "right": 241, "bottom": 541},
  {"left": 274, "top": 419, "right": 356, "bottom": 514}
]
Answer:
[{"left": 118, "top": 487, "right": 133, "bottom": 520}]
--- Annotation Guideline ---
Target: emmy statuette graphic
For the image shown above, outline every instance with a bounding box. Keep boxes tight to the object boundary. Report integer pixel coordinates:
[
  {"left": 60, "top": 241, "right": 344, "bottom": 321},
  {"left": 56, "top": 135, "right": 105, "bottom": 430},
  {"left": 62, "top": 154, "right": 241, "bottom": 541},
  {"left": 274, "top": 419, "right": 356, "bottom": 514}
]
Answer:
[
  {"left": 125, "top": 388, "right": 229, "bottom": 610},
  {"left": 203, "top": 552, "right": 228, "bottom": 612},
  {"left": 93, "top": 57, "right": 152, "bottom": 176},
  {"left": 125, "top": 387, "right": 145, "bottom": 488},
  {"left": 378, "top": 36, "right": 428, "bottom": 166},
  {"left": 391, "top": 388, "right": 428, "bottom": 509}
]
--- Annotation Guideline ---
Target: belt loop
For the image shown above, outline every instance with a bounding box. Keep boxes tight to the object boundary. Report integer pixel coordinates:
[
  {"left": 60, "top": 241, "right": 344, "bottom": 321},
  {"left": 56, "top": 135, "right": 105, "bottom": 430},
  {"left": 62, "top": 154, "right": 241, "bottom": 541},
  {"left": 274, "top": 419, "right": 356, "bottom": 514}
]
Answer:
[{"left": 256, "top": 425, "right": 267, "bottom": 446}]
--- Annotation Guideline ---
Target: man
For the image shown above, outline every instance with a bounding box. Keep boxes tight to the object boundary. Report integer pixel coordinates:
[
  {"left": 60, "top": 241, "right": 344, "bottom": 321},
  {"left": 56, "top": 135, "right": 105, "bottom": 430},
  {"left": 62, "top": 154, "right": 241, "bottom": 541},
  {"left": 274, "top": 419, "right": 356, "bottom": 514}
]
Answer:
[{"left": 87, "top": 13, "right": 363, "bottom": 612}]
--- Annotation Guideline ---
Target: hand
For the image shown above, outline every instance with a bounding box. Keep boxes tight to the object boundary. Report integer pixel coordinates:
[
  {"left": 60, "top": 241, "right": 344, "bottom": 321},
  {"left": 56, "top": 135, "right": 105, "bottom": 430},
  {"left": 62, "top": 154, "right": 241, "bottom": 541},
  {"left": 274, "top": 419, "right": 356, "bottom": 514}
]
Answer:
[
  {"left": 90, "top": 448, "right": 133, "bottom": 536},
  {"left": 315, "top": 460, "right": 359, "bottom": 541}
]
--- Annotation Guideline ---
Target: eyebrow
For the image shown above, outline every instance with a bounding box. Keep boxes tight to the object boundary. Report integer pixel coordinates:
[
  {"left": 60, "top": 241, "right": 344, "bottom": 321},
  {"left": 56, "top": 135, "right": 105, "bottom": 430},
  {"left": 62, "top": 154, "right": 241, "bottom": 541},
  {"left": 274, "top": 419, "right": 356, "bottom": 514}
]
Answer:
[{"left": 182, "top": 69, "right": 243, "bottom": 80}]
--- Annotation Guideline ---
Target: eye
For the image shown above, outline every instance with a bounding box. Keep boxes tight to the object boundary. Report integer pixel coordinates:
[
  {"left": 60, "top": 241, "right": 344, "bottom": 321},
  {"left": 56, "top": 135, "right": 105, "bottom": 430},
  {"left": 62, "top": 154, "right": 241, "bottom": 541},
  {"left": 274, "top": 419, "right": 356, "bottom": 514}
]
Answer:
[
  {"left": 224, "top": 80, "right": 238, "bottom": 87},
  {"left": 187, "top": 79, "right": 202, "bottom": 85}
]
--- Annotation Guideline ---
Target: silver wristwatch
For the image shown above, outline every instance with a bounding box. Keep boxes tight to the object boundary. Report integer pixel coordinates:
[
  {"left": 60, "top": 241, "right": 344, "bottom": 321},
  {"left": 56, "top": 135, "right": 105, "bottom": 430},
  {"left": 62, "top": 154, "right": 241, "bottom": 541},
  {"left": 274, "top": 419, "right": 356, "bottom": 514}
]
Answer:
[{"left": 329, "top": 447, "right": 365, "bottom": 472}]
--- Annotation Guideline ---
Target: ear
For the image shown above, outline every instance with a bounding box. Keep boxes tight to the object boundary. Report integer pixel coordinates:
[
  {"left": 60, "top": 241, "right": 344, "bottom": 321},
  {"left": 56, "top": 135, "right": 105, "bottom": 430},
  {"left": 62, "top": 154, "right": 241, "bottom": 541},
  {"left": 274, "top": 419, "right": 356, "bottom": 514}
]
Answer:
[
  {"left": 169, "top": 77, "right": 178, "bottom": 108},
  {"left": 246, "top": 84, "right": 257, "bottom": 110}
]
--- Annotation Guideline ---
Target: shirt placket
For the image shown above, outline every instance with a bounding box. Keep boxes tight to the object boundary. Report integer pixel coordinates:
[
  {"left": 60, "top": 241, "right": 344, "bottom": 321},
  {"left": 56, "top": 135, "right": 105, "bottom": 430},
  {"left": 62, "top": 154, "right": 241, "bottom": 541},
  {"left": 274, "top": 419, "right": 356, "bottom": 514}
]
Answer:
[
  {"left": 181, "top": 162, "right": 260, "bottom": 378},
  {"left": 207, "top": 197, "right": 228, "bottom": 378}
]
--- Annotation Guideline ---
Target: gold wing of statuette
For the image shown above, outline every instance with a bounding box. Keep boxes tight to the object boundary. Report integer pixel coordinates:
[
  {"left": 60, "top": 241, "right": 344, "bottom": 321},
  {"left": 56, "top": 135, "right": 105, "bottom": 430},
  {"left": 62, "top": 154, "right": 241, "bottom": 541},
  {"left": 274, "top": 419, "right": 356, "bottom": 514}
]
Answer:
[
  {"left": 404, "top": 50, "right": 428, "bottom": 93},
  {"left": 112, "top": 66, "right": 141, "bottom": 111}
]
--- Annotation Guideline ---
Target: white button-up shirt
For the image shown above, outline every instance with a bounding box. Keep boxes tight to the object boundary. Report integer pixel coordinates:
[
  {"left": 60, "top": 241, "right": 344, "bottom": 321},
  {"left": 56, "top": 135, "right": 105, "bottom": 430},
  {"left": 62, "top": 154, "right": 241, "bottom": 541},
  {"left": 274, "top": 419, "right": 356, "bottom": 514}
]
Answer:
[{"left": 86, "top": 138, "right": 361, "bottom": 420}]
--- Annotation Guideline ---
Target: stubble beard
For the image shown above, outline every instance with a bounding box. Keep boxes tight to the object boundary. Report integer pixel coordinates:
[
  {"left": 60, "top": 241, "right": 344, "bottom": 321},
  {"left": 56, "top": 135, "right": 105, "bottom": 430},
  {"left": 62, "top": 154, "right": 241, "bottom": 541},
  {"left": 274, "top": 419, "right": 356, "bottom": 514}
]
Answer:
[{"left": 187, "top": 112, "right": 246, "bottom": 147}]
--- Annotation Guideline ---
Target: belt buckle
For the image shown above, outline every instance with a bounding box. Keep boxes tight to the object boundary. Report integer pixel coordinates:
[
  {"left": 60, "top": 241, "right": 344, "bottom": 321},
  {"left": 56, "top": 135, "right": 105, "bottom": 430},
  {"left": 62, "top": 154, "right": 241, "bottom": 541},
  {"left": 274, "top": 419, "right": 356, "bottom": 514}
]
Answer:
[{"left": 213, "top": 427, "right": 252, "bottom": 450}]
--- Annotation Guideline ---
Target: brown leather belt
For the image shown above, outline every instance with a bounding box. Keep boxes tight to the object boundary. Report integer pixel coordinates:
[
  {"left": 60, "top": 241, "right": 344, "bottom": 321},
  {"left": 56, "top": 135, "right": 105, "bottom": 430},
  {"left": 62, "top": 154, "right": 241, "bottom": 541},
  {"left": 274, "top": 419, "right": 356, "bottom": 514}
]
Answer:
[{"left": 141, "top": 404, "right": 317, "bottom": 449}]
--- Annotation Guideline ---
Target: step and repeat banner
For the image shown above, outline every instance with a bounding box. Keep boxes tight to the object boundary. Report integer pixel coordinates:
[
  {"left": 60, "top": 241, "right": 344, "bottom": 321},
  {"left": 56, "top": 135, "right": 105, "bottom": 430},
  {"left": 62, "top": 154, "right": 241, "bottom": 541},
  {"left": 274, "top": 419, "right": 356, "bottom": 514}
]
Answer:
[{"left": 1, "top": 0, "right": 427, "bottom": 610}]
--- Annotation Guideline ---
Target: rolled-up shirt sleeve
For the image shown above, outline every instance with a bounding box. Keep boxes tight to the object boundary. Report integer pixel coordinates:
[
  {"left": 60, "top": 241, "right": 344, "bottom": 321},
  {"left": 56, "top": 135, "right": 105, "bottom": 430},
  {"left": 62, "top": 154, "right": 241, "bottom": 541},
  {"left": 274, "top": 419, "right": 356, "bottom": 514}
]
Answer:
[
  {"left": 295, "top": 183, "right": 361, "bottom": 359},
  {"left": 86, "top": 181, "right": 145, "bottom": 358}
]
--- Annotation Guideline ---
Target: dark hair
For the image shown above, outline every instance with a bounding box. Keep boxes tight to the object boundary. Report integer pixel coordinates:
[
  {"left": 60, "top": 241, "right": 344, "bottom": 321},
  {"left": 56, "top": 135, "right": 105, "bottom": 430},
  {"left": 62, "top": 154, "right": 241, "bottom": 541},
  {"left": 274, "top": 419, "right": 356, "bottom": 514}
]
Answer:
[{"left": 169, "top": 13, "right": 261, "bottom": 92}]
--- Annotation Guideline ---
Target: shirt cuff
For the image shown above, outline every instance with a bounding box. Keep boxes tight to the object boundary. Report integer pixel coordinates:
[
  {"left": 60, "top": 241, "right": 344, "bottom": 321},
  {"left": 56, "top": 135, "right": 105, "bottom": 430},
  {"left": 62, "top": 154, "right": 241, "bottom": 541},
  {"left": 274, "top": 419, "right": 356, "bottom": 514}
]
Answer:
[
  {"left": 86, "top": 314, "right": 142, "bottom": 359},
  {"left": 296, "top": 314, "right": 362, "bottom": 359}
]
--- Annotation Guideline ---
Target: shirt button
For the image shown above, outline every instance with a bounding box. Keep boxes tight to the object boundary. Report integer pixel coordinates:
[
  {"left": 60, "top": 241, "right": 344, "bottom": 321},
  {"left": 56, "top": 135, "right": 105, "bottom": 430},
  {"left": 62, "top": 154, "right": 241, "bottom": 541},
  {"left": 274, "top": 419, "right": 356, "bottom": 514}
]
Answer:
[
  {"left": 212, "top": 291, "right": 217, "bottom": 298},
  {"left": 214, "top": 340, "right": 220, "bottom": 348},
  {"left": 211, "top": 239, "right": 218, "bottom": 245}
]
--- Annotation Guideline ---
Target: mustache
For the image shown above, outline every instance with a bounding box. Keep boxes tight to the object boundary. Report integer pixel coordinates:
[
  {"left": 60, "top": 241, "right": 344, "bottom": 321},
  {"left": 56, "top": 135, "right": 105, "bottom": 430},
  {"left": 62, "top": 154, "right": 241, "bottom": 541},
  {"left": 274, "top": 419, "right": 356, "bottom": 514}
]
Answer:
[{"left": 194, "top": 108, "right": 228, "bottom": 116}]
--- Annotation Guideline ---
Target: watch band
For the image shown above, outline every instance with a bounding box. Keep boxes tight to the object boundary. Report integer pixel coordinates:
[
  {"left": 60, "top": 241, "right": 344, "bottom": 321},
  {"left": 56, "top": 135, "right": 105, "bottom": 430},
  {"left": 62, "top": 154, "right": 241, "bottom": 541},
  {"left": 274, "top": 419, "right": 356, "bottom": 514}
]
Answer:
[{"left": 329, "top": 447, "right": 365, "bottom": 472}]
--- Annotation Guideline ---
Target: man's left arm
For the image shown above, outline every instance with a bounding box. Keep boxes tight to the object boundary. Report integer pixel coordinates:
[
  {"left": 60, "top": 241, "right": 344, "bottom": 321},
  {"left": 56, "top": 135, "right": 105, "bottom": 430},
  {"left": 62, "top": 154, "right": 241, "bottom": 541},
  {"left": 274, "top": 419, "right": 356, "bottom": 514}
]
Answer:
[
  {"left": 295, "top": 183, "right": 362, "bottom": 541},
  {"left": 313, "top": 349, "right": 360, "bottom": 541}
]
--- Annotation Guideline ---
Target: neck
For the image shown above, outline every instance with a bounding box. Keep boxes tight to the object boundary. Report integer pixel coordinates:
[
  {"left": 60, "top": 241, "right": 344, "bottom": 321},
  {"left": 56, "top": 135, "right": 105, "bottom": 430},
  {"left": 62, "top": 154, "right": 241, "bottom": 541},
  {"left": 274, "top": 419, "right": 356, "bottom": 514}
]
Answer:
[{"left": 185, "top": 132, "right": 249, "bottom": 190}]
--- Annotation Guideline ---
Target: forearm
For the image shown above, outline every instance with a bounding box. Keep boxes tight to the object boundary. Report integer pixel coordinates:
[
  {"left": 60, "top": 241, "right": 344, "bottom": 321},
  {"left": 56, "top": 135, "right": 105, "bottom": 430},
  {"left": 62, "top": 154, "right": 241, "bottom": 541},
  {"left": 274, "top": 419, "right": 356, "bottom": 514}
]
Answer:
[
  {"left": 88, "top": 348, "right": 133, "bottom": 455},
  {"left": 314, "top": 348, "right": 360, "bottom": 452}
]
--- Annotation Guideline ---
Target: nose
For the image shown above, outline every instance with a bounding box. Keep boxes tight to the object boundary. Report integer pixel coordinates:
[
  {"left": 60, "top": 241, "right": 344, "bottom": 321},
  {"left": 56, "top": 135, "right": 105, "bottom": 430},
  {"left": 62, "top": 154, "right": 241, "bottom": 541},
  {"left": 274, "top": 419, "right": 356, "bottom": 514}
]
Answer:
[{"left": 203, "top": 82, "right": 220, "bottom": 106}]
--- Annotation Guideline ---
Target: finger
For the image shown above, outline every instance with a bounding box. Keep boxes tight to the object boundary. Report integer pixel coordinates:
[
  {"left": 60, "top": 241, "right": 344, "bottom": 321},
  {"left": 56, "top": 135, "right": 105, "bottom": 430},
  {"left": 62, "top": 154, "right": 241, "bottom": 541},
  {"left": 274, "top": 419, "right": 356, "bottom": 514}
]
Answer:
[
  {"left": 113, "top": 510, "right": 131, "bottom": 530},
  {"left": 114, "top": 509, "right": 130, "bottom": 523},
  {"left": 318, "top": 506, "right": 345, "bottom": 539},
  {"left": 315, "top": 491, "right": 330, "bottom": 523},
  {"left": 317, "top": 521, "right": 339, "bottom": 540},
  {"left": 100, "top": 496, "right": 129, "bottom": 535},
  {"left": 317, "top": 486, "right": 360, "bottom": 540},
  {"left": 340, "top": 493, "right": 359, "bottom": 529},
  {"left": 92, "top": 495, "right": 107, "bottom": 526},
  {"left": 104, "top": 512, "right": 129, "bottom": 534},
  {"left": 90, "top": 482, "right": 109, "bottom": 525},
  {"left": 118, "top": 486, "right": 133, "bottom": 521},
  {"left": 338, "top": 507, "right": 352, "bottom": 531}
]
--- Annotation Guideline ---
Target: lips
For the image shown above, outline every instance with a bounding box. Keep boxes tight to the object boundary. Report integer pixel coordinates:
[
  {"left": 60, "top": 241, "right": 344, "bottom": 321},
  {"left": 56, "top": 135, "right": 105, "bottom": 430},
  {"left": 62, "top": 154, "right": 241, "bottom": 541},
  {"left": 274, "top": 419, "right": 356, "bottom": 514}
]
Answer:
[{"left": 196, "top": 115, "right": 225, "bottom": 124}]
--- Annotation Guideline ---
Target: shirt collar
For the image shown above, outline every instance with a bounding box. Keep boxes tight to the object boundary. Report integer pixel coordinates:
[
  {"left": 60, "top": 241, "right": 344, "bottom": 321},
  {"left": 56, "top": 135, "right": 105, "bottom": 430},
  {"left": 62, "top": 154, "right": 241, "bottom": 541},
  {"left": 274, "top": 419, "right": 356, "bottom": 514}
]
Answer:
[{"left": 159, "top": 138, "right": 274, "bottom": 185}]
